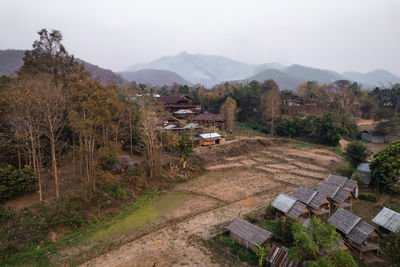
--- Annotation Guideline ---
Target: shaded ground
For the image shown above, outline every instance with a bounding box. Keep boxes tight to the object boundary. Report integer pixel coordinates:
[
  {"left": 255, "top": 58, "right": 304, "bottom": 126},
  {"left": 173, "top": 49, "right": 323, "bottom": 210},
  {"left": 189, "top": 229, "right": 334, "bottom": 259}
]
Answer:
[{"left": 70, "top": 139, "right": 344, "bottom": 267}]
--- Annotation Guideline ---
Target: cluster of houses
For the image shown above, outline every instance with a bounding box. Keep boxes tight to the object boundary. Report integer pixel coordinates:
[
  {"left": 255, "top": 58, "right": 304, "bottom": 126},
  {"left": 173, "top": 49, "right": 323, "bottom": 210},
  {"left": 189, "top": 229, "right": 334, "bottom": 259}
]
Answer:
[
  {"left": 158, "top": 94, "right": 226, "bottom": 146},
  {"left": 226, "top": 172, "right": 400, "bottom": 266}
]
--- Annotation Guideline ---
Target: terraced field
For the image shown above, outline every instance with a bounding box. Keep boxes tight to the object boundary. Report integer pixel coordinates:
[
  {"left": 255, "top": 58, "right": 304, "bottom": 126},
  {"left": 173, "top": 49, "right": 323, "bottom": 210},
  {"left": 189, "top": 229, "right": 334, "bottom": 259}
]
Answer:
[{"left": 77, "top": 140, "right": 343, "bottom": 267}]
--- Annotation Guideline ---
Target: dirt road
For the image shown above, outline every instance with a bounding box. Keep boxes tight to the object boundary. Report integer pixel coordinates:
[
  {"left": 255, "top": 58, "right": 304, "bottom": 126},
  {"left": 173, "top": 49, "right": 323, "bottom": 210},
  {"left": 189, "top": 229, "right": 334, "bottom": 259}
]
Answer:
[{"left": 80, "top": 141, "right": 343, "bottom": 267}]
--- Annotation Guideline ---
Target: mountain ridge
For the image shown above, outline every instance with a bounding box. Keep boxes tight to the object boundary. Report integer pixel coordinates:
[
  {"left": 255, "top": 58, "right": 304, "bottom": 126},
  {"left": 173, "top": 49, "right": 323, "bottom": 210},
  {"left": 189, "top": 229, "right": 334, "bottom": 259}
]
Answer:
[
  {"left": 126, "top": 52, "right": 400, "bottom": 89},
  {"left": 0, "top": 49, "right": 126, "bottom": 84}
]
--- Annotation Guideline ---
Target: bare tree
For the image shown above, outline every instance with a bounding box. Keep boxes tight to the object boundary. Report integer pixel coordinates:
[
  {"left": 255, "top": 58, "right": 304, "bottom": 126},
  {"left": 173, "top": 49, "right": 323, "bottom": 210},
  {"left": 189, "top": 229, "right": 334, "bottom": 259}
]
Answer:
[
  {"left": 261, "top": 87, "right": 281, "bottom": 137},
  {"left": 137, "top": 99, "right": 163, "bottom": 182},
  {"left": 7, "top": 76, "right": 44, "bottom": 201},
  {"left": 36, "top": 74, "right": 67, "bottom": 197},
  {"left": 220, "top": 97, "right": 237, "bottom": 133}
]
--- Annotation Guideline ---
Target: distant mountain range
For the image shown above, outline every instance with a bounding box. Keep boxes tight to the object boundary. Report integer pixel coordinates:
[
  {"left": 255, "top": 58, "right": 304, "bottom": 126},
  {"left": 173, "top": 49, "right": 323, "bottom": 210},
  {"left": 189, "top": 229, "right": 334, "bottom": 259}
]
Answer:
[
  {"left": 119, "top": 69, "right": 191, "bottom": 87},
  {"left": 2, "top": 49, "right": 400, "bottom": 89},
  {"left": 125, "top": 52, "right": 400, "bottom": 89},
  {"left": 0, "top": 49, "right": 126, "bottom": 84}
]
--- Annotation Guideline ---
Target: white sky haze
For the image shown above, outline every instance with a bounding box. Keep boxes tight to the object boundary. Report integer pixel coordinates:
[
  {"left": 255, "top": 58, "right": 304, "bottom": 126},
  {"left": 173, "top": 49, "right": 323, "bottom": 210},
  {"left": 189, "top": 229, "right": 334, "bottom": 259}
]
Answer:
[{"left": 1, "top": 0, "right": 399, "bottom": 75}]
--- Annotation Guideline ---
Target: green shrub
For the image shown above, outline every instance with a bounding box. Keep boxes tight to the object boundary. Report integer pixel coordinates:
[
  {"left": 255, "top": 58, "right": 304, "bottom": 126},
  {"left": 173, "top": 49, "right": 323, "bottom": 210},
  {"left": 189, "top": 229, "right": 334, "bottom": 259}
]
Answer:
[
  {"left": 0, "top": 164, "right": 36, "bottom": 201},
  {"left": 358, "top": 193, "right": 378, "bottom": 202},
  {"left": 370, "top": 140, "right": 400, "bottom": 193},
  {"left": 345, "top": 141, "right": 368, "bottom": 168},
  {"left": 333, "top": 165, "right": 354, "bottom": 178},
  {"left": 352, "top": 171, "right": 363, "bottom": 185}
]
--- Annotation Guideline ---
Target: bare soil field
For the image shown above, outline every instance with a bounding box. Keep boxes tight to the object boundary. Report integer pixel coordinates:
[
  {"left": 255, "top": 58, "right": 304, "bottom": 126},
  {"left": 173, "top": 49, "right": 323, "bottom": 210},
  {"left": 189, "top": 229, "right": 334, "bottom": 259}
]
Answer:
[{"left": 73, "top": 139, "right": 344, "bottom": 267}]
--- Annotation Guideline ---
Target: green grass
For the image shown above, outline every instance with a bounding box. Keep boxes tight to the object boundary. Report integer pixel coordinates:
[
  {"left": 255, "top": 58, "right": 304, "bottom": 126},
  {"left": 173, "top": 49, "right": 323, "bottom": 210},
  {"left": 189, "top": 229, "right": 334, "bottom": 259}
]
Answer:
[
  {"left": 211, "top": 233, "right": 258, "bottom": 265},
  {"left": 236, "top": 122, "right": 268, "bottom": 134},
  {"left": 329, "top": 148, "right": 345, "bottom": 158},
  {"left": 294, "top": 142, "right": 314, "bottom": 148}
]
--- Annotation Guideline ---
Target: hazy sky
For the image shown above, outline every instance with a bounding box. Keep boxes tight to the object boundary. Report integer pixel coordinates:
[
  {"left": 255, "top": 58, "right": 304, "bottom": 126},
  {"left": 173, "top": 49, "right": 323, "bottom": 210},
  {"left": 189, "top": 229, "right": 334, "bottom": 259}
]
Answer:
[{"left": 1, "top": 0, "right": 399, "bottom": 75}]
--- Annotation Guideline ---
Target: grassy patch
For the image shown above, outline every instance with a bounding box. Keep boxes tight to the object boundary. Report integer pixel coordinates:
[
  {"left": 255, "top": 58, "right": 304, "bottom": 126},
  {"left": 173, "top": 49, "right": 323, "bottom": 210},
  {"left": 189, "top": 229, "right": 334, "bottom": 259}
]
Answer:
[
  {"left": 293, "top": 142, "right": 314, "bottom": 148},
  {"left": 1, "top": 192, "right": 157, "bottom": 266},
  {"left": 236, "top": 122, "right": 268, "bottom": 134},
  {"left": 329, "top": 148, "right": 345, "bottom": 158},
  {"left": 211, "top": 233, "right": 258, "bottom": 265}
]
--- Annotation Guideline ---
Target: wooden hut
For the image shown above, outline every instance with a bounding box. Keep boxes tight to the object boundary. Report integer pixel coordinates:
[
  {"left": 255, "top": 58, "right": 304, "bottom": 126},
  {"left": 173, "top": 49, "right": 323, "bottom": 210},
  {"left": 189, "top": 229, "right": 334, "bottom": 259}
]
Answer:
[
  {"left": 317, "top": 174, "right": 358, "bottom": 209},
  {"left": 328, "top": 208, "right": 379, "bottom": 259},
  {"left": 199, "top": 133, "right": 225, "bottom": 146},
  {"left": 271, "top": 193, "right": 308, "bottom": 219},
  {"left": 226, "top": 218, "right": 272, "bottom": 252},
  {"left": 372, "top": 207, "right": 400, "bottom": 234},
  {"left": 293, "top": 186, "right": 330, "bottom": 217}
]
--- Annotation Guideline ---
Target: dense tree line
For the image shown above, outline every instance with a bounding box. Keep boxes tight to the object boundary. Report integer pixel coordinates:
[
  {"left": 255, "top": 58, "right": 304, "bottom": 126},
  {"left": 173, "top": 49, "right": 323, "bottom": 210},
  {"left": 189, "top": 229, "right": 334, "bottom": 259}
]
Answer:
[{"left": 0, "top": 29, "right": 165, "bottom": 201}]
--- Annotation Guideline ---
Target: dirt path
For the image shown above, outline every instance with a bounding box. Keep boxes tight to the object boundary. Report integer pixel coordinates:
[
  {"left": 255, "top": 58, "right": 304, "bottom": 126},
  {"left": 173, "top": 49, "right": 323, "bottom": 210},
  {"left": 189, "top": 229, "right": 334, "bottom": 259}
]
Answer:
[{"left": 78, "top": 143, "right": 343, "bottom": 267}]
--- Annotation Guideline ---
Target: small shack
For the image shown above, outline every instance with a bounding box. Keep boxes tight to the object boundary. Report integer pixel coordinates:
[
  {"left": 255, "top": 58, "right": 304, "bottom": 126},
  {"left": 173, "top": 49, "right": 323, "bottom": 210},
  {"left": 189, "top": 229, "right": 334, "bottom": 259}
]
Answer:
[
  {"left": 293, "top": 186, "right": 330, "bottom": 217},
  {"left": 266, "top": 243, "right": 302, "bottom": 267},
  {"left": 226, "top": 218, "right": 272, "bottom": 252},
  {"left": 317, "top": 174, "right": 358, "bottom": 209},
  {"left": 372, "top": 207, "right": 400, "bottom": 234},
  {"left": 356, "top": 163, "right": 371, "bottom": 186},
  {"left": 271, "top": 193, "right": 308, "bottom": 218},
  {"left": 112, "top": 155, "right": 135, "bottom": 173},
  {"left": 328, "top": 208, "right": 379, "bottom": 259},
  {"left": 361, "top": 130, "right": 384, "bottom": 144},
  {"left": 199, "top": 133, "right": 225, "bottom": 146}
]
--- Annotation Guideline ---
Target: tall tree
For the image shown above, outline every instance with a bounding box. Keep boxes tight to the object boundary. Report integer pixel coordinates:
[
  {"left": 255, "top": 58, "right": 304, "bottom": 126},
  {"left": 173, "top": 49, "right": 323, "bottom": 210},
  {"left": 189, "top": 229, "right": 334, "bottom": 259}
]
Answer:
[
  {"left": 7, "top": 75, "right": 44, "bottom": 201},
  {"left": 36, "top": 74, "right": 68, "bottom": 197},
  {"left": 17, "top": 28, "right": 79, "bottom": 85},
  {"left": 220, "top": 96, "right": 237, "bottom": 132},
  {"left": 261, "top": 87, "right": 281, "bottom": 137},
  {"left": 137, "top": 98, "right": 163, "bottom": 181}
]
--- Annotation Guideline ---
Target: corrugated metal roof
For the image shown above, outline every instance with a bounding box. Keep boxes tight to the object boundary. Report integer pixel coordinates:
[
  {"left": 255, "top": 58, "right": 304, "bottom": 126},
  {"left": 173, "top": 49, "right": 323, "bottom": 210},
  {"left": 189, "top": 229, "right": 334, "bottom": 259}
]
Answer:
[
  {"left": 327, "top": 174, "right": 347, "bottom": 187},
  {"left": 333, "top": 188, "right": 352, "bottom": 203},
  {"left": 199, "top": 132, "right": 222, "bottom": 140},
  {"left": 318, "top": 181, "right": 341, "bottom": 199},
  {"left": 267, "top": 243, "right": 301, "bottom": 267},
  {"left": 358, "top": 163, "right": 370, "bottom": 173},
  {"left": 182, "top": 123, "right": 202, "bottom": 129},
  {"left": 328, "top": 208, "right": 361, "bottom": 235},
  {"left": 288, "top": 201, "right": 307, "bottom": 218},
  {"left": 271, "top": 193, "right": 297, "bottom": 213},
  {"left": 372, "top": 207, "right": 400, "bottom": 233},
  {"left": 164, "top": 124, "right": 178, "bottom": 130},
  {"left": 293, "top": 186, "right": 317, "bottom": 205},
  {"left": 309, "top": 192, "right": 328, "bottom": 209},
  {"left": 174, "top": 109, "right": 194, "bottom": 114},
  {"left": 227, "top": 218, "right": 272, "bottom": 246},
  {"left": 347, "top": 221, "right": 375, "bottom": 245}
]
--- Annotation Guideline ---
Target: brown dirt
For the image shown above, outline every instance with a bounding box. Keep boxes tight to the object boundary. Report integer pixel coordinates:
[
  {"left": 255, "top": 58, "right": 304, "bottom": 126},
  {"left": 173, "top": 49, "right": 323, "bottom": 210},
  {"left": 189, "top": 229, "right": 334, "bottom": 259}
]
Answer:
[{"left": 79, "top": 139, "right": 345, "bottom": 267}]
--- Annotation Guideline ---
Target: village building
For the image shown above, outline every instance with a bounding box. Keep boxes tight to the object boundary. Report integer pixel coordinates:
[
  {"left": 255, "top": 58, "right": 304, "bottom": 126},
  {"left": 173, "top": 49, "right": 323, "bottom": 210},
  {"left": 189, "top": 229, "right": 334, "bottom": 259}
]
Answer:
[
  {"left": 271, "top": 193, "right": 308, "bottom": 219},
  {"left": 372, "top": 207, "right": 400, "bottom": 234},
  {"left": 192, "top": 113, "right": 225, "bottom": 130},
  {"left": 317, "top": 174, "right": 358, "bottom": 209},
  {"left": 173, "top": 109, "right": 195, "bottom": 119},
  {"left": 328, "top": 208, "right": 379, "bottom": 259},
  {"left": 356, "top": 163, "right": 371, "bottom": 186},
  {"left": 158, "top": 94, "right": 200, "bottom": 113},
  {"left": 198, "top": 132, "right": 225, "bottom": 146},
  {"left": 266, "top": 243, "right": 302, "bottom": 267},
  {"left": 226, "top": 218, "right": 272, "bottom": 252},
  {"left": 293, "top": 186, "right": 330, "bottom": 217}
]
